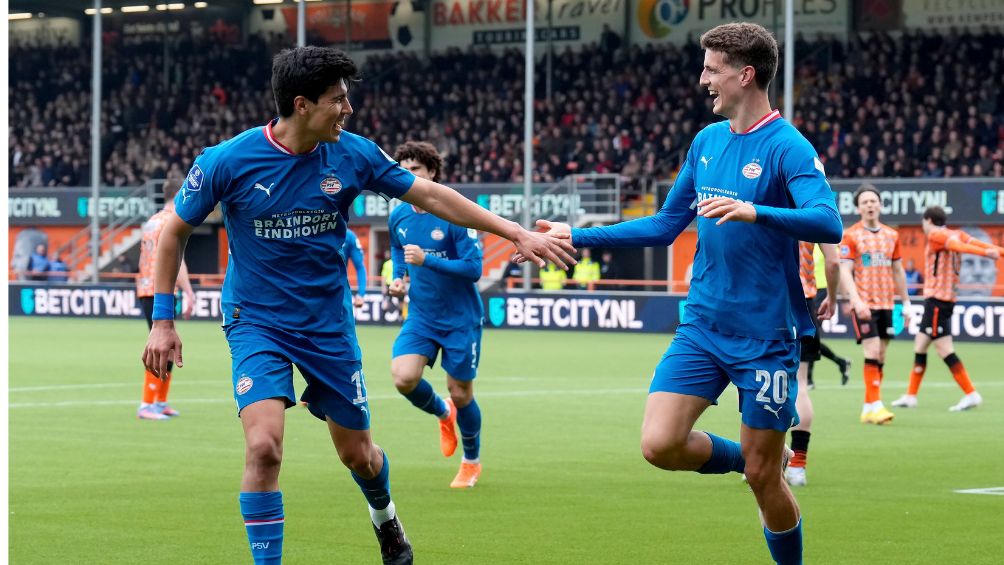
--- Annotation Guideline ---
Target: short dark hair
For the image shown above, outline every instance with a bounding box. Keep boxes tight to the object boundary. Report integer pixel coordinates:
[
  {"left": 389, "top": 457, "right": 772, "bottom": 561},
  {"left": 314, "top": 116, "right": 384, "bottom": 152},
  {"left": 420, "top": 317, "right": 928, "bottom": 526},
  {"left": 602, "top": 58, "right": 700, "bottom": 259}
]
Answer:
[
  {"left": 699, "top": 23, "right": 778, "bottom": 91},
  {"left": 394, "top": 141, "right": 443, "bottom": 183},
  {"left": 923, "top": 206, "right": 948, "bottom": 226},
  {"left": 853, "top": 183, "right": 880, "bottom": 206},
  {"left": 271, "top": 47, "right": 359, "bottom": 117}
]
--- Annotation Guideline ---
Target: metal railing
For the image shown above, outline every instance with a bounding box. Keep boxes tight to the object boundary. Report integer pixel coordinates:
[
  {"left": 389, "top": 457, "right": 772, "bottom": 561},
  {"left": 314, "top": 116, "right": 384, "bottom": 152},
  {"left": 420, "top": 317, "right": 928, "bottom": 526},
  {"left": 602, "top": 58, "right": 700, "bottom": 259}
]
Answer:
[
  {"left": 480, "top": 173, "right": 624, "bottom": 277},
  {"left": 57, "top": 179, "right": 164, "bottom": 281}
]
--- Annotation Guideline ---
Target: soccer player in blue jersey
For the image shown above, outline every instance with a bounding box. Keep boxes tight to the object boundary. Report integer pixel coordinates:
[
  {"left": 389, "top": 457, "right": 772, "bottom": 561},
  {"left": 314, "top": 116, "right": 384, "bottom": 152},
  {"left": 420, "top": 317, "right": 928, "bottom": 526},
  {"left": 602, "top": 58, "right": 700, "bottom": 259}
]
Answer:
[
  {"left": 344, "top": 227, "right": 368, "bottom": 308},
  {"left": 141, "top": 47, "right": 574, "bottom": 565},
  {"left": 534, "top": 23, "right": 841, "bottom": 564},
  {"left": 387, "top": 141, "right": 485, "bottom": 488}
]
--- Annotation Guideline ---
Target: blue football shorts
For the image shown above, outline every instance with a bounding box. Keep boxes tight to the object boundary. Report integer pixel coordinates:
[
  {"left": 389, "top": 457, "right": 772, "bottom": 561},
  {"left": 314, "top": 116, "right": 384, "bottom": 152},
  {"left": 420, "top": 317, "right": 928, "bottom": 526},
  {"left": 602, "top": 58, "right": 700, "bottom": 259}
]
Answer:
[
  {"left": 224, "top": 323, "right": 371, "bottom": 430},
  {"left": 391, "top": 317, "right": 482, "bottom": 381},
  {"left": 650, "top": 323, "right": 801, "bottom": 432}
]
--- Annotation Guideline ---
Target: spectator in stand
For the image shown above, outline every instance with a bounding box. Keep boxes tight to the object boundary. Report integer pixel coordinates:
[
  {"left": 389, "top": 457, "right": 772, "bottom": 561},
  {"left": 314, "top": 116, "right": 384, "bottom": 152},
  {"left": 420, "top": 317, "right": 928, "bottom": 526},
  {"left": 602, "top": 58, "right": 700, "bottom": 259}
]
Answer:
[
  {"left": 8, "top": 29, "right": 1004, "bottom": 188},
  {"left": 501, "top": 257, "right": 525, "bottom": 291},
  {"left": 48, "top": 253, "right": 69, "bottom": 282},
  {"left": 28, "top": 244, "right": 49, "bottom": 281},
  {"left": 572, "top": 248, "right": 601, "bottom": 290},
  {"left": 539, "top": 263, "right": 567, "bottom": 291},
  {"left": 599, "top": 250, "right": 623, "bottom": 291},
  {"left": 111, "top": 253, "right": 137, "bottom": 274},
  {"left": 903, "top": 258, "right": 924, "bottom": 296}
]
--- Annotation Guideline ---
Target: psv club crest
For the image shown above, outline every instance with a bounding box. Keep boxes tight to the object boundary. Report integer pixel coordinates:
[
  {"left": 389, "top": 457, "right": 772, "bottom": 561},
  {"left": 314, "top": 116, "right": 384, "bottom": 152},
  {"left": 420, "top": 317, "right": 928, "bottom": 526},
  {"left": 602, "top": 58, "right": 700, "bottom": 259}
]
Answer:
[{"left": 320, "top": 176, "right": 342, "bottom": 195}]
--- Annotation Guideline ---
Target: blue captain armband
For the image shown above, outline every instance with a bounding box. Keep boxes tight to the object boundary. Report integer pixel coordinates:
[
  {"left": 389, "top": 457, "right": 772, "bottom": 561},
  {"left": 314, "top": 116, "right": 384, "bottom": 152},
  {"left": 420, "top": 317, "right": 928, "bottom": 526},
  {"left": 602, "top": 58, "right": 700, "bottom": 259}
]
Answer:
[{"left": 152, "top": 293, "right": 176, "bottom": 320}]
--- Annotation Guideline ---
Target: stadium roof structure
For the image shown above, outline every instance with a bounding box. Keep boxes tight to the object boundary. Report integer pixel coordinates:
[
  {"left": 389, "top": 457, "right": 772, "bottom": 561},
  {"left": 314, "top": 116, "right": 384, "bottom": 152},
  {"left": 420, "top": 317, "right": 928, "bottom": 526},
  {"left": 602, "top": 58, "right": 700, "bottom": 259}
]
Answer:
[{"left": 10, "top": 0, "right": 252, "bottom": 19}]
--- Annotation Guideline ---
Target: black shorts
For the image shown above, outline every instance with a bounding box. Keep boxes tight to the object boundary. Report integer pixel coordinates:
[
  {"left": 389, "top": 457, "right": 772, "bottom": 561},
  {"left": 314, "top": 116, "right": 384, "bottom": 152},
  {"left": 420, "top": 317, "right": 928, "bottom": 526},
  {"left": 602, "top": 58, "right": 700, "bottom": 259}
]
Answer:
[
  {"left": 920, "top": 298, "right": 954, "bottom": 340},
  {"left": 800, "top": 297, "right": 821, "bottom": 362},
  {"left": 851, "top": 309, "right": 894, "bottom": 343}
]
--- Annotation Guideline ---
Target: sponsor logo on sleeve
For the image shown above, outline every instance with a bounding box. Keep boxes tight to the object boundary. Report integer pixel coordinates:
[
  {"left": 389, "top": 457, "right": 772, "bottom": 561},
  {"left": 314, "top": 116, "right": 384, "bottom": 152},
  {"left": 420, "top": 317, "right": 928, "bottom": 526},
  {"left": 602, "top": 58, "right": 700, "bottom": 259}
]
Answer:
[
  {"left": 186, "top": 165, "right": 204, "bottom": 190},
  {"left": 182, "top": 165, "right": 204, "bottom": 203}
]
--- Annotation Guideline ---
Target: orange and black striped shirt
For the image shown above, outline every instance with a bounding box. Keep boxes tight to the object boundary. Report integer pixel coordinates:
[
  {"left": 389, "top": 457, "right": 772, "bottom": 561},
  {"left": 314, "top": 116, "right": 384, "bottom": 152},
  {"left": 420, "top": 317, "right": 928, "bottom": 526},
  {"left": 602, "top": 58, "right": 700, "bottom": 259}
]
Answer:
[
  {"left": 840, "top": 221, "right": 901, "bottom": 310},
  {"left": 798, "top": 241, "right": 817, "bottom": 299},
  {"left": 924, "top": 227, "right": 995, "bottom": 302},
  {"left": 136, "top": 208, "right": 173, "bottom": 298}
]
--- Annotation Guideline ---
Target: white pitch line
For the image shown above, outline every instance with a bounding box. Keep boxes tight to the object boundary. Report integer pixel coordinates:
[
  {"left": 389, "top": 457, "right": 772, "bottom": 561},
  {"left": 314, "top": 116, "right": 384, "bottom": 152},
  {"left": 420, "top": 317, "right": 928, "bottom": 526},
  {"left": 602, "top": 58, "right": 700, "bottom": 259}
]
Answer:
[
  {"left": 9, "top": 388, "right": 646, "bottom": 409},
  {"left": 954, "top": 487, "right": 1004, "bottom": 496},
  {"left": 9, "top": 381, "right": 222, "bottom": 393},
  {"left": 11, "top": 378, "right": 1004, "bottom": 395}
]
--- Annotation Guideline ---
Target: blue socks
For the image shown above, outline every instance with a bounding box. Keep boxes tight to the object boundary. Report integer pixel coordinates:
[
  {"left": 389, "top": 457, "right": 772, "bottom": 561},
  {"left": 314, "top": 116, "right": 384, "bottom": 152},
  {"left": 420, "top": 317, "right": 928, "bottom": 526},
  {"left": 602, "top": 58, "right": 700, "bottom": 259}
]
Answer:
[
  {"left": 696, "top": 432, "right": 745, "bottom": 474},
  {"left": 456, "top": 398, "right": 482, "bottom": 460},
  {"left": 403, "top": 379, "right": 448, "bottom": 418},
  {"left": 239, "top": 491, "right": 284, "bottom": 565},
  {"left": 764, "top": 518, "right": 803, "bottom": 565},
  {"left": 351, "top": 450, "right": 392, "bottom": 511}
]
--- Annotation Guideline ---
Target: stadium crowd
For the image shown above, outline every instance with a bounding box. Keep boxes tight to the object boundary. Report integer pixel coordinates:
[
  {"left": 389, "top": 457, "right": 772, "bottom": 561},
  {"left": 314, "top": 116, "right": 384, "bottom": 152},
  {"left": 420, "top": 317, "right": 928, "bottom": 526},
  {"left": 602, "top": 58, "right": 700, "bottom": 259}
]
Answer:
[{"left": 9, "top": 27, "right": 1004, "bottom": 189}]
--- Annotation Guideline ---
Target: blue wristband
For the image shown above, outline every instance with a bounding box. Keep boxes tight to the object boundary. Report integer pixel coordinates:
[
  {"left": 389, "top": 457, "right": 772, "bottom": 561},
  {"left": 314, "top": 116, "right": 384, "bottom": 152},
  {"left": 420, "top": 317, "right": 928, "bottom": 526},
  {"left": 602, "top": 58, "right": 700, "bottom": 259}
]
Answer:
[{"left": 152, "top": 293, "right": 176, "bottom": 320}]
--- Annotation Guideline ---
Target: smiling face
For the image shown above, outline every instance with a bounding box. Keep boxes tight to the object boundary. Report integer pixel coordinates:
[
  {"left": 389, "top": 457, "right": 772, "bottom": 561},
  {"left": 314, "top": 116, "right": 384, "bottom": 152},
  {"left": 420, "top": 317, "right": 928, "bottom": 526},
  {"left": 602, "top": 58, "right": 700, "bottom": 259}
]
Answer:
[
  {"left": 700, "top": 50, "right": 748, "bottom": 118},
  {"left": 302, "top": 79, "right": 353, "bottom": 143}
]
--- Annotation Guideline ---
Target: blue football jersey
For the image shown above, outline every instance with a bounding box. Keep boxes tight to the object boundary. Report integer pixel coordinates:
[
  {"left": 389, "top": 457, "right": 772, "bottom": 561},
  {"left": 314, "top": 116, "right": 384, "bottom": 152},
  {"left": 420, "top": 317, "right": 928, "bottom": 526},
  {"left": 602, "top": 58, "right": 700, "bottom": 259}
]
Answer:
[
  {"left": 574, "top": 112, "right": 839, "bottom": 341},
  {"left": 388, "top": 204, "right": 484, "bottom": 330},
  {"left": 175, "top": 120, "right": 415, "bottom": 334}
]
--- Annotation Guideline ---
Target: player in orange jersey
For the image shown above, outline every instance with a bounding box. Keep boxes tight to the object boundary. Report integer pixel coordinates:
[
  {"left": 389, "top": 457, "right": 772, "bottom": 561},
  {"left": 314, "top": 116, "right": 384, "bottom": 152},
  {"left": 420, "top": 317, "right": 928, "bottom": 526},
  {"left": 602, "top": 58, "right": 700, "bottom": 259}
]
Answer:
[
  {"left": 839, "top": 184, "right": 912, "bottom": 425},
  {"left": 892, "top": 206, "right": 1002, "bottom": 412},
  {"left": 136, "top": 174, "right": 195, "bottom": 420},
  {"left": 785, "top": 241, "right": 840, "bottom": 487}
]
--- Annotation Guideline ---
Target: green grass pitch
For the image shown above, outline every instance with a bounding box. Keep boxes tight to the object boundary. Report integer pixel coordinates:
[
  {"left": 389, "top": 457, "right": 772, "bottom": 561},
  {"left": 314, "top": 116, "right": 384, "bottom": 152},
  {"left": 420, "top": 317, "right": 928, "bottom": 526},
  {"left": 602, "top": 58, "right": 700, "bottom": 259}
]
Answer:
[{"left": 9, "top": 317, "right": 1004, "bottom": 564}]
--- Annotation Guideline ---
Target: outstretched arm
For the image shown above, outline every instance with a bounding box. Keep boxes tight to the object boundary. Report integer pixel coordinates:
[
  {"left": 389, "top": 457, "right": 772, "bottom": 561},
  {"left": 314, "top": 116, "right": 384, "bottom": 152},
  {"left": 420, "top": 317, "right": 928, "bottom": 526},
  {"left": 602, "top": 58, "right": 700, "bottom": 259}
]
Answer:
[
  {"left": 569, "top": 160, "right": 698, "bottom": 248},
  {"left": 945, "top": 234, "right": 1002, "bottom": 259}
]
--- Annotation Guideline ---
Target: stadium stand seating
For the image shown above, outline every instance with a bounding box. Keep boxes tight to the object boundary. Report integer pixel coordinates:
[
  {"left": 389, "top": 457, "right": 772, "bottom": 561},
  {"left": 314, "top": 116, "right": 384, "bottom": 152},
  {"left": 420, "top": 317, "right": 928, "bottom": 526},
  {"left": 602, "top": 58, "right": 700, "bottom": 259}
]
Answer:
[{"left": 9, "top": 28, "right": 1004, "bottom": 188}]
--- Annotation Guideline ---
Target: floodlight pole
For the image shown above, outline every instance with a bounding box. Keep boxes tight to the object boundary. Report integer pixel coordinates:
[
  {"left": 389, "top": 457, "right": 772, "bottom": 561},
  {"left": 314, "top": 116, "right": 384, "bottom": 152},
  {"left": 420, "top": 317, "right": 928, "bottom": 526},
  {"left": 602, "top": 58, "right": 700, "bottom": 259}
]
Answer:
[
  {"left": 522, "top": 0, "right": 535, "bottom": 291},
  {"left": 90, "top": 0, "right": 102, "bottom": 283},
  {"left": 297, "top": 0, "right": 306, "bottom": 47},
  {"left": 784, "top": 0, "right": 794, "bottom": 119}
]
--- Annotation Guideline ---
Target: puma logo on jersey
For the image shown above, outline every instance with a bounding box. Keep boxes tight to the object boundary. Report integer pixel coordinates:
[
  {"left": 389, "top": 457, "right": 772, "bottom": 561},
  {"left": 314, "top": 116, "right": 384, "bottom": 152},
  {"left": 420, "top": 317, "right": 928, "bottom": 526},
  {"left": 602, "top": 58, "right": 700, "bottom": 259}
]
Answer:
[
  {"left": 254, "top": 182, "right": 274, "bottom": 198},
  {"left": 398, "top": 228, "right": 408, "bottom": 239},
  {"left": 700, "top": 155, "right": 713, "bottom": 169},
  {"left": 762, "top": 404, "right": 782, "bottom": 419}
]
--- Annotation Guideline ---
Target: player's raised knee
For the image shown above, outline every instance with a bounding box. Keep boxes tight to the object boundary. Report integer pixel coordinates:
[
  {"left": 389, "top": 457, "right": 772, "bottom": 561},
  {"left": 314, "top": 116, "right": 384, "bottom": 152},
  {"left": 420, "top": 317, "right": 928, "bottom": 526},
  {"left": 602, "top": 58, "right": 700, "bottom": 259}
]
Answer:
[
  {"left": 390, "top": 362, "right": 421, "bottom": 393},
  {"left": 640, "top": 436, "right": 688, "bottom": 470}
]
